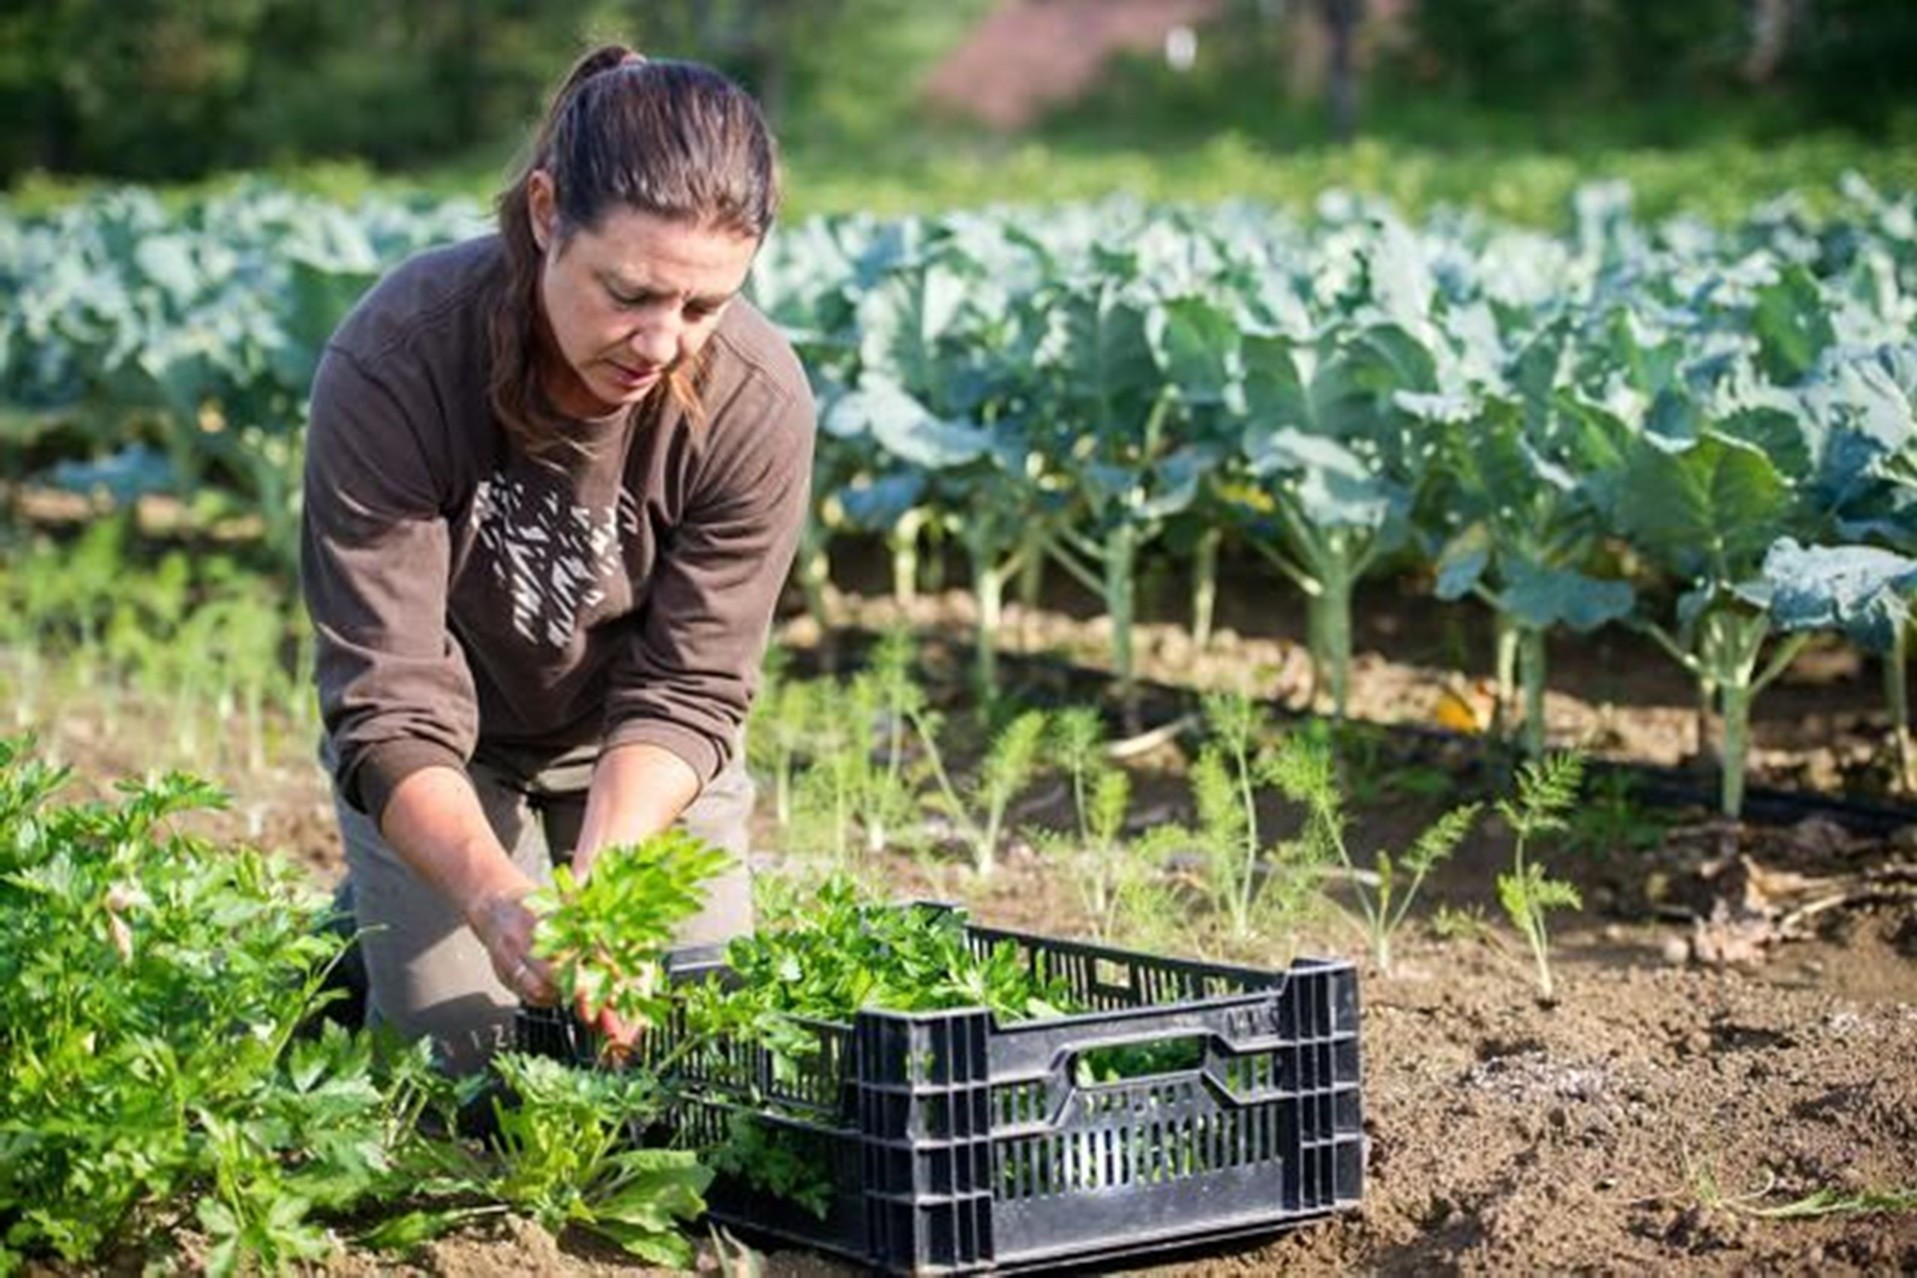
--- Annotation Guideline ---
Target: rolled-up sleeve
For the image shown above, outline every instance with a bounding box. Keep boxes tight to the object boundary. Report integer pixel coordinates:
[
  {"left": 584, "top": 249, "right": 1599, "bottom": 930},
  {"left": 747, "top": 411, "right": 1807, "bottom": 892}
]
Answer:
[
  {"left": 603, "top": 374, "right": 816, "bottom": 781},
  {"left": 301, "top": 343, "right": 478, "bottom": 820}
]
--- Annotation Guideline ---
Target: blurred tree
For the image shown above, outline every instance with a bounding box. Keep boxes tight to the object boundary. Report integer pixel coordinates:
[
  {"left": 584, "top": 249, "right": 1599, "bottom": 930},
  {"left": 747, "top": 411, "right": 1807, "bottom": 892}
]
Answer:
[
  {"left": 616, "top": 0, "right": 834, "bottom": 130},
  {"left": 0, "top": 0, "right": 599, "bottom": 178},
  {"left": 0, "top": 0, "right": 995, "bottom": 181},
  {"left": 1389, "top": 0, "right": 1907, "bottom": 143},
  {"left": 1402, "top": 0, "right": 1751, "bottom": 108},
  {"left": 1792, "top": 0, "right": 1917, "bottom": 136},
  {"left": 0, "top": 0, "right": 269, "bottom": 177},
  {"left": 240, "top": 0, "right": 594, "bottom": 171},
  {"left": 7, "top": 0, "right": 1908, "bottom": 182},
  {"left": 618, "top": 0, "right": 993, "bottom": 144}
]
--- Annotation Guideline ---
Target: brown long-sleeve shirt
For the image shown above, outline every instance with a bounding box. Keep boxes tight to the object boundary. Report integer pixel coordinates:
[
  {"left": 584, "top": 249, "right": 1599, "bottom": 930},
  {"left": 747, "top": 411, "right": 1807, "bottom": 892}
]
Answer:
[{"left": 301, "top": 234, "right": 815, "bottom": 821}]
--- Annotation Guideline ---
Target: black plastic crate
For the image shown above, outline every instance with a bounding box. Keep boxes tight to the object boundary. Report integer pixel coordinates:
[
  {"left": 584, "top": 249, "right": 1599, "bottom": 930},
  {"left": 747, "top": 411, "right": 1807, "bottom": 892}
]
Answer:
[{"left": 517, "top": 913, "right": 1362, "bottom": 1275}]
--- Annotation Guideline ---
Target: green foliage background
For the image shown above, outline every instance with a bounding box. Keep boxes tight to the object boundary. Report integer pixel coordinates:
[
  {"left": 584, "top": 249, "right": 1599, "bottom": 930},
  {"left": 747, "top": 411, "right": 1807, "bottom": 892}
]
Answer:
[
  {"left": 4, "top": 0, "right": 1914, "bottom": 190},
  {"left": 0, "top": 0, "right": 993, "bottom": 182}
]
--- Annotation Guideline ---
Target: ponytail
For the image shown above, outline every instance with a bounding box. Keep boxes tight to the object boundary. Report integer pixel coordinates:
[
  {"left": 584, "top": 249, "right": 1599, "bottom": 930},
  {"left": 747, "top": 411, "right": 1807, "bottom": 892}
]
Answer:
[{"left": 488, "top": 44, "right": 779, "bottom": 457}]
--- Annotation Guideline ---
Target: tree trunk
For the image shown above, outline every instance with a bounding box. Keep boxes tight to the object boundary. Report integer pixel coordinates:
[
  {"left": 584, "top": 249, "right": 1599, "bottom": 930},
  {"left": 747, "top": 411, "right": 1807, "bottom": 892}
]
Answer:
[{"left": 1322, "top": 0, "right": 1365, "bottom": 143}]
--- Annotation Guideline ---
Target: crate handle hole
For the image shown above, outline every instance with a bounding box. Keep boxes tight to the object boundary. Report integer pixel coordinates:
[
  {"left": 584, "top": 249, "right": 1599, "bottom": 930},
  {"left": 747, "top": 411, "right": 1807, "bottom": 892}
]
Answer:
[{"left": 1071, "top": 1034, "right": 1206, "bottom": 1087}]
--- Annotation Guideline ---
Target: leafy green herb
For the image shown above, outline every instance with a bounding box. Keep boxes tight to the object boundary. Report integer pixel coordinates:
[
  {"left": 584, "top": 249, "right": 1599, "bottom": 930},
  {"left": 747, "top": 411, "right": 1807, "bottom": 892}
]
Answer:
[
  {"left": 1494, "top": 752, "right": 1586, "bottom": 1002},
  {"left": 529, "top": 831, "right": 732, "bottom": 1029},
  {"left": 0, "top": 739, "right": 460, "bottom": 1273},
  {"left": 706, "top": 1113, "right": 837, "bottom": 1220},
  {"left": 482, "top": 1053, "right": 711, "bottom": 1267},
  {"left": 1269, "top": 731, "right": 1480, "bottom": 975},
  {"left": 910, "top": 706, "right": 1051, "bottom": 877},
  {"left": 665, "top": 875, "right": 1079, "bottom": 1215},
  {"left": 686, "top": 875, "right": 1071, "bottom": 1037}
]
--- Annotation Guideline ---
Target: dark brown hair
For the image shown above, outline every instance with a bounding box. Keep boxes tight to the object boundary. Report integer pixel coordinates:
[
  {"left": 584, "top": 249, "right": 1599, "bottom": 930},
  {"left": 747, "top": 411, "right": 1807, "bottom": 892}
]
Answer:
[{"left": 490, "top": 45, "right": 780, "bottom": 453}]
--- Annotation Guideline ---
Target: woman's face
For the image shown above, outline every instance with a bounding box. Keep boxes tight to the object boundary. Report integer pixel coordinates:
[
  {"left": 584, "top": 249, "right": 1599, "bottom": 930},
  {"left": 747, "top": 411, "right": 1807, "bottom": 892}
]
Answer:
[{"left": 529, "top": 171, "right": 759, "bottom": 417}]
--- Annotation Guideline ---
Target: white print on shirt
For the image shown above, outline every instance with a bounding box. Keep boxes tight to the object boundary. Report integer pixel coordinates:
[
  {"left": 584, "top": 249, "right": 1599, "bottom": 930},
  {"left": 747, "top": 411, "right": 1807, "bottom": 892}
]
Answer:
[{"left": 470, "top": 472, "right": 628, "bottom": 648}]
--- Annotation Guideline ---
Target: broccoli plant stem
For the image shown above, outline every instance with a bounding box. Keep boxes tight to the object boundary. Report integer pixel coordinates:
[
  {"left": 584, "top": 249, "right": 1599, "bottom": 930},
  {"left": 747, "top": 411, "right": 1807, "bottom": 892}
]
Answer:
[
  {"left": 1653, "top": 608, "right": 1810, "bottom": 818},
  {"left": 971, "top": 539, "right": 1004, "bottom": 700},
  {"left": 1192, "top": 525, "right": 1220, "bottom": 652},
  {"left": 888, "top": 507, "right": 927, "bottom": 609},
  {"left": 1107, "top": 523, "right": 1139, "bottom": 725},
  {"left": 1049, "top": 520, "right": 1145, "bottom": 729},
  {"left": 1017, "top": 523, "right": 1048, "bottom": 616},
  {"left": 1309, "top": 552, "right": 1356, "bottom": 719},
  {"left": 1257, "top": 514, "right": 1373, "bottom": 719},
  {"left": 959, "top": 511, "right": 1032, "bottom": 705},
  {"left": 1518, "top": 625, "right": 1548, "bottom": 759},
  {"left": 1493, "top": 612, "right": 1520, "bottom": 739},
  {"left": 1890, "top": 622, "right": 1913, "bottom": 793},
  {"left": 1714, "top": 616, "right": 1808, "bottom": 820}
]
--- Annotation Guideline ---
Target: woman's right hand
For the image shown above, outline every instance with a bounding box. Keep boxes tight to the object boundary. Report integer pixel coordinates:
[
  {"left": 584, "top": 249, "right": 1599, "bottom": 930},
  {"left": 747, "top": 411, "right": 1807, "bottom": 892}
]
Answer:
[
  {"left": 378, "top": 766, "right": 563, "bottom": 1007},
  {"left": 466, "top": 886, "right": 561, "bottom": 1006},
  {"left": 474, "top": 890, "right": 640, "bottom": 1059}
]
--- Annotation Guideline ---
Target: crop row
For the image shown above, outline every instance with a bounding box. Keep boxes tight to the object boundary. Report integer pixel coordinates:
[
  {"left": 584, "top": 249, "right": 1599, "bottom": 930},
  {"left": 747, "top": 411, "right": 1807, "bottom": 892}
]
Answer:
[{"left": 3, "top": 180, "right": 1915, "bottom": 814}]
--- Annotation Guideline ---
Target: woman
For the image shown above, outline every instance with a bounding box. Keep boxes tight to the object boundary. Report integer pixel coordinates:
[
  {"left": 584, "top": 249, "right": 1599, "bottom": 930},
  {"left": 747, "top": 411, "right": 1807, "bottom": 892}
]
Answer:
[{"left": 302, "top": 45, "right": 814, "bottom": 1074}]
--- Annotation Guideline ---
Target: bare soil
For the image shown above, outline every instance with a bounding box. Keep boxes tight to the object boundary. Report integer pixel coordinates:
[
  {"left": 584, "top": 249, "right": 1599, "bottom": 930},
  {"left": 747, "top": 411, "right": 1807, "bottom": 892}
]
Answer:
[{"left": 20, "top": 555, "right": 1917, "bottom": 1275}]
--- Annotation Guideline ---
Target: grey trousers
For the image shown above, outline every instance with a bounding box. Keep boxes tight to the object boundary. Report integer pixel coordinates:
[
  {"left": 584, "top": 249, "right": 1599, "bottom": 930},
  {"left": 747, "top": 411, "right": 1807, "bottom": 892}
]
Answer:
[{"left": 329, "top": 739, "right": 755, "bottom": 1075}]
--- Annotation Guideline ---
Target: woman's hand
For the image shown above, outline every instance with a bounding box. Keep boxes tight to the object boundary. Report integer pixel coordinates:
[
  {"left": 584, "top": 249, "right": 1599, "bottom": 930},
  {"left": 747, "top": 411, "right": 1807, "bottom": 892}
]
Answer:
[
  {"left": 466, "top": 886, "right": 561, "bottom": 1006},
  {"left": 469, "top": 883, "right": 636, "bottom": 1056},
  {"left": 379, "top": 766, "right": 563, "bottom": 1006}
]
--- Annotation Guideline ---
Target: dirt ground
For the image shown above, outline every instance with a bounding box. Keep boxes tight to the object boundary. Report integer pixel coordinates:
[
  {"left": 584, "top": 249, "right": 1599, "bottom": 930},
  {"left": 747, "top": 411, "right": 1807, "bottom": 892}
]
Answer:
[{"left": 18, "top": 553, "right": 1917, "bottom": 1275}]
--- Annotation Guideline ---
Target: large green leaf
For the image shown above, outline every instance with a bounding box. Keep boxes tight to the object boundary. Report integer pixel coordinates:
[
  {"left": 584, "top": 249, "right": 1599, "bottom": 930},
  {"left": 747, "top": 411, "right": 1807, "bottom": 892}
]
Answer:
[
  {"left": 1837, "top": 349, "right": 1917, "bottom": 451},
  {"left": 1439, "top": 401, "right": 1532, "bottom": 512},
  {"left": 1615, "top": 433, "right": 1793, "bottom": 581},
  {"left": 1039, "top": 281, "right": 1159, "bottom": 426},
  {"left": 1596, "top": 307, "right": 1686, "bottom": 402},
  {"left": 1241, "top": 333, "right": 1369, "bottom": 441},
  {"left": 1434, "top": 525, "right": 1493, "bottom": 600},
  {"left": 837, "top": 471, "right": 927, "bottom": 531},
  {"left": 1354, "top": 216, "right": 1436, "bottom": 337},
  {"left": 46, "top": 444, "right": 177, "bottom": 503},
  {"left": 855, "top": 262, "right": 970, "bottom": 394},
  {"left": 1763, "top": 537, "right": 1917, "bottom": 652},
  {"left": 1147, "top": 294, "right": 1240, "bottom": 407},
  {"left": 1501, "top": 558, "right": 1635, "bottom": 633},
  {"left": 1753, "top": 264, "right": 1837, "bottom": 385},
  {"left": 131, "top": 235, "right": 201, "bottom": 309},
  {"left": 1716, "top": 403, "right": 1816, "bottom": 484},
  {"left": 825, "top": 378, "right": 991, "bottom": 471},
  {"left": 1250, "top": 428, "right": 1396, "bottom": 528},
  {"left": 1348, "top": 323, "right": 1439, "bottom": 401}
]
